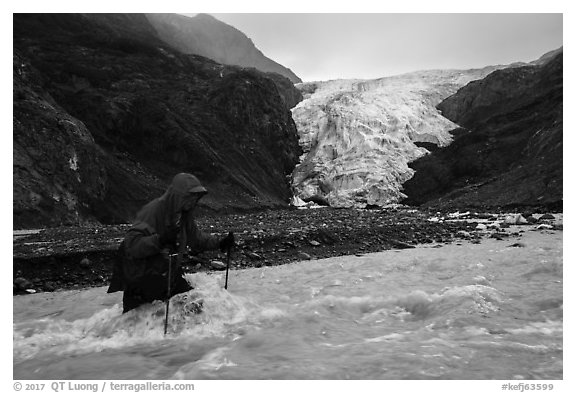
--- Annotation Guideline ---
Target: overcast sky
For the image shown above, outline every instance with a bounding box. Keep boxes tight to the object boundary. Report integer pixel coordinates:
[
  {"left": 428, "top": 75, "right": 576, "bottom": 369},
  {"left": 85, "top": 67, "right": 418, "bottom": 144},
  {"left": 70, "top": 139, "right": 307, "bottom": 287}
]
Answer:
[{"left": 197, "top": 13, "right": 563, "bottom": 82}]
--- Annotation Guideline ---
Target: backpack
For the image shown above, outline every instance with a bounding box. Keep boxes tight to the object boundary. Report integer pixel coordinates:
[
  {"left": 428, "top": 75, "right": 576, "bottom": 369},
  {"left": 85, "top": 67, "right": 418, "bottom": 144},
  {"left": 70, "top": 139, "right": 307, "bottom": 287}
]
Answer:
[{"left": 107, "top": 240, "right": 164, "bottom": 293}]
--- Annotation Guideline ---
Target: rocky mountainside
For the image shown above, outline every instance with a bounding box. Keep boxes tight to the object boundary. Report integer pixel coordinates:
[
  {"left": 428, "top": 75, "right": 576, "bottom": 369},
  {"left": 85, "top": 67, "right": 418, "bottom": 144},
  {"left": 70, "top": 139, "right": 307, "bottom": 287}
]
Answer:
[
  {"left": 145, "top": 13, "right": 302, "bottom": 84},
  {"left": 402, "top": 50, "right": 563, "bottom": 211},
  {"left": 13, "top": 13, "right": 302, "bottom": 229},
  {"left": 291, "top": 66, "right": 502, "bottom": 208}
]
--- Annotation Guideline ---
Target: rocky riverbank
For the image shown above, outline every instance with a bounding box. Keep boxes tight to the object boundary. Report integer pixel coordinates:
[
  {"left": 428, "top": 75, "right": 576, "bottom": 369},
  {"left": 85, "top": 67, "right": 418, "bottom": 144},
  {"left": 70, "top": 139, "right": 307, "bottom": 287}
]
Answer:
[{"left": 13, "top": 207, "right": 562, "bottom": 295}]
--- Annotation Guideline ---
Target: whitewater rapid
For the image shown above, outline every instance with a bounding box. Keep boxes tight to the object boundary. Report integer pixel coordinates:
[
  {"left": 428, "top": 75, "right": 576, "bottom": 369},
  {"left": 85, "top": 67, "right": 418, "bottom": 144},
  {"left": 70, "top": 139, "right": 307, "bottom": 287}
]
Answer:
[{"left": 13, "top": 229, "right": 562, "bottom": 379}]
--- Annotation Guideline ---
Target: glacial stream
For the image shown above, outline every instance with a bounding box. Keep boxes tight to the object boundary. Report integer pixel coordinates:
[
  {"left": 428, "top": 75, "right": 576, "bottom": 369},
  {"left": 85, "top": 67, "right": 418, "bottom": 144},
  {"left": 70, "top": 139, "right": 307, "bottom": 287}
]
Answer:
[{"left": 13, "top": 230, "right": 562, "bottom": 380}]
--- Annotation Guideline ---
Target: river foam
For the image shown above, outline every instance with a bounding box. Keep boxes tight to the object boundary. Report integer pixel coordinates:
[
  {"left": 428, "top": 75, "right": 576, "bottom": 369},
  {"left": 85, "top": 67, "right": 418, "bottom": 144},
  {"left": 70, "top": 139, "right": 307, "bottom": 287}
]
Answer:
[{"left": 14, "top": 230, "right": 562, "bottom": 379}]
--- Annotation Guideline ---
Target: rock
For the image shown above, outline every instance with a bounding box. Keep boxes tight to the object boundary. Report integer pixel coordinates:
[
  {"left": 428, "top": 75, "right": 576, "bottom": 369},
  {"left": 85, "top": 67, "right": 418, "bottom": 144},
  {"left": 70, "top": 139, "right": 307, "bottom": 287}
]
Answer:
[
  {"left": 245, "top": 252, "right": 262, "bottom": 260},
  {"left": 80, "top": 257, "right": 91, "bottom": 268},
  {"left": 475, "top": 223, "right": 487, "bottom": 231},
  {"left": 389, "top": 239, "right": 416, "bottom": 249},
  {"left": 536, "top": 224, "right": 554, "bottom": 230},
  {"left": 309, "top": 240, "right": 321, "bottom": 247},
  {"left": 43, "top": 282, "right": 56, "bottom": 292},
  {"left": 298, "top": 252, "right": 312, "bottom": 260},
  {"left": 507, "top": 243, "right": 526, "bottom": 248},
  {"left": 210, "top": 260, "right": 227, "bottom": 270},
  {"left": 525, "top": 216, "right": 538, "bottom": 224},
  {"left": 504, "top": 214, "right": 528, "bottom": 225},
  {"left": 457, "top": 230, "right": 471, "bottom": 238},
  {"left": 539, "top": 213, "right": 555, "bottom": 221},
  {"left": 14, "top": 277, "right": 32, "bottom": 290},
  {"left": 25, "top": 289, "right": 37, "bottom": 294}
]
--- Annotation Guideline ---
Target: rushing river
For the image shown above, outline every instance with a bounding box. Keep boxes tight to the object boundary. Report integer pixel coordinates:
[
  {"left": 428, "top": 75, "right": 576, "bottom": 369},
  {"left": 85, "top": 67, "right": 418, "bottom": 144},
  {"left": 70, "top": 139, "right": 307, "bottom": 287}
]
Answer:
[{"left": 13, "top": 230, "right": 562, "bottom": 380}]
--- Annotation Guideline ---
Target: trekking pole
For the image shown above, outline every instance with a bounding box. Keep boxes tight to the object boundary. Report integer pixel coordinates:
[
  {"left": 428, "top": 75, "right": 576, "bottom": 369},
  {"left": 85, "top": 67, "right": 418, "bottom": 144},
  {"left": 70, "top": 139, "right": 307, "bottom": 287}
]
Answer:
[
  {"left": 164, "top": 253, "right": 172, "bottom": 335},
  {"left": 165, "top": 218, "right": 187, "bottom": 334},
  {"left": 224, "top": 245, "right": 232, "bottom": 290}
]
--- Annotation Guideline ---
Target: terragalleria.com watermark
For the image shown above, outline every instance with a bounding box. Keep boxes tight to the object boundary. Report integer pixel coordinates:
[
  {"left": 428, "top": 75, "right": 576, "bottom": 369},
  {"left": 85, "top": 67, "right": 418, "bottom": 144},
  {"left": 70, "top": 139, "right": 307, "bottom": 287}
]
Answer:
[{"left": 13, "top": 381, "right": 195, "bottom": 392}]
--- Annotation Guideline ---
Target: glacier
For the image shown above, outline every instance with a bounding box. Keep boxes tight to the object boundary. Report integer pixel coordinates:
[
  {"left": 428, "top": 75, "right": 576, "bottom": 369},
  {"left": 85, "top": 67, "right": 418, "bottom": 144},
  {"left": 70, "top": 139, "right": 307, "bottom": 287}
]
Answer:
[{"left": 291, "top": 67, "right": 502, "bottom": 208}]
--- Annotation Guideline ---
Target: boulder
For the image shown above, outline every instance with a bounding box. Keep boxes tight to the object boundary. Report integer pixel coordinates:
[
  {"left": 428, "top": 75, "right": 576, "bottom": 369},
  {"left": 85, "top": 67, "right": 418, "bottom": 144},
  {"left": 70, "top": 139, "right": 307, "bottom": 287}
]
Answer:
[
  {"left": 389, "top": 239, "right": 416, "bottom": 249},
  {"left": 210, "top": 260, "right": 227, "bottom": 270},
  {"left": 457, "top": 230, "right": 472, "bottom": 238},
  {"left": 523, "top": 215, "right": 538, "bottom": 224},
  {"left": 245, "top": 252, "right": 263, "bottom": 260},
  {"left": 539, "top": 213, "right": 556, "bottom": 221},
  {"left": 504, "top": 214, "right": 528, "bottom": 225},
  {"left": 507, "top": 242, "right": 526, "bottom": 248}
]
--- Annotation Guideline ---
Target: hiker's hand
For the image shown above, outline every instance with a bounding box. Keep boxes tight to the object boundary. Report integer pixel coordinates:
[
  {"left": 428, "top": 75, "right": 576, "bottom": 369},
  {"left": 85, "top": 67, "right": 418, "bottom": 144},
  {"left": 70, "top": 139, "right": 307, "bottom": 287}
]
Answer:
[
  {"left": 160, "top": 248, "right": 171, "bottom": 259},
  {"left": 219, "top": 232, "right": 235, "bottom": 252},
  {"left": 159, "top": 225, "right": 180, "bottom": 249}
]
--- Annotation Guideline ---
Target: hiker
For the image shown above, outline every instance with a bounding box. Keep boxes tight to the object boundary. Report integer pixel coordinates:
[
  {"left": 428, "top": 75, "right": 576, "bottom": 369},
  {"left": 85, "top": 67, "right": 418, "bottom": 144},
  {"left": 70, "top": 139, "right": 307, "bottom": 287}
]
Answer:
[{"left": 107, "top": 173, "right": 235, "bottom": 313}]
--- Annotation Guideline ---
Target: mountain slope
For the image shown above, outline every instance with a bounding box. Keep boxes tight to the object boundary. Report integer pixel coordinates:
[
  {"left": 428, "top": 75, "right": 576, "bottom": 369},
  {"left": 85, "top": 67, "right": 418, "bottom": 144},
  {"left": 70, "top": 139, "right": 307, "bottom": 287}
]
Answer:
[
  {"left": 402, "top": 51, "right": 562, "bottom": 211},
  {"left": 291, "top": 66, "right": 502, "bottom": 208},
  {"left": 13, "top": 13, "right": 302, "bottom": 229},
  {"left": 145, "top": 13, "right": 302, "bottom": 84}
]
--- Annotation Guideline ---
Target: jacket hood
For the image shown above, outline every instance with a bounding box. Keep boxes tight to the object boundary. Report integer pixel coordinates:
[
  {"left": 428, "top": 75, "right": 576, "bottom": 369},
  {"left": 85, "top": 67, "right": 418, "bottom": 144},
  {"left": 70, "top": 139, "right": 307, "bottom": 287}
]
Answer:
[
  {"left": 169, "top": 173, "right": 208, "bottom": 196},
  {"left": 133, "top": 173, "right": 207, "bottom": 235},
  {"left": 162, "top": 173, "right": 208, "bottom": 218}
]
